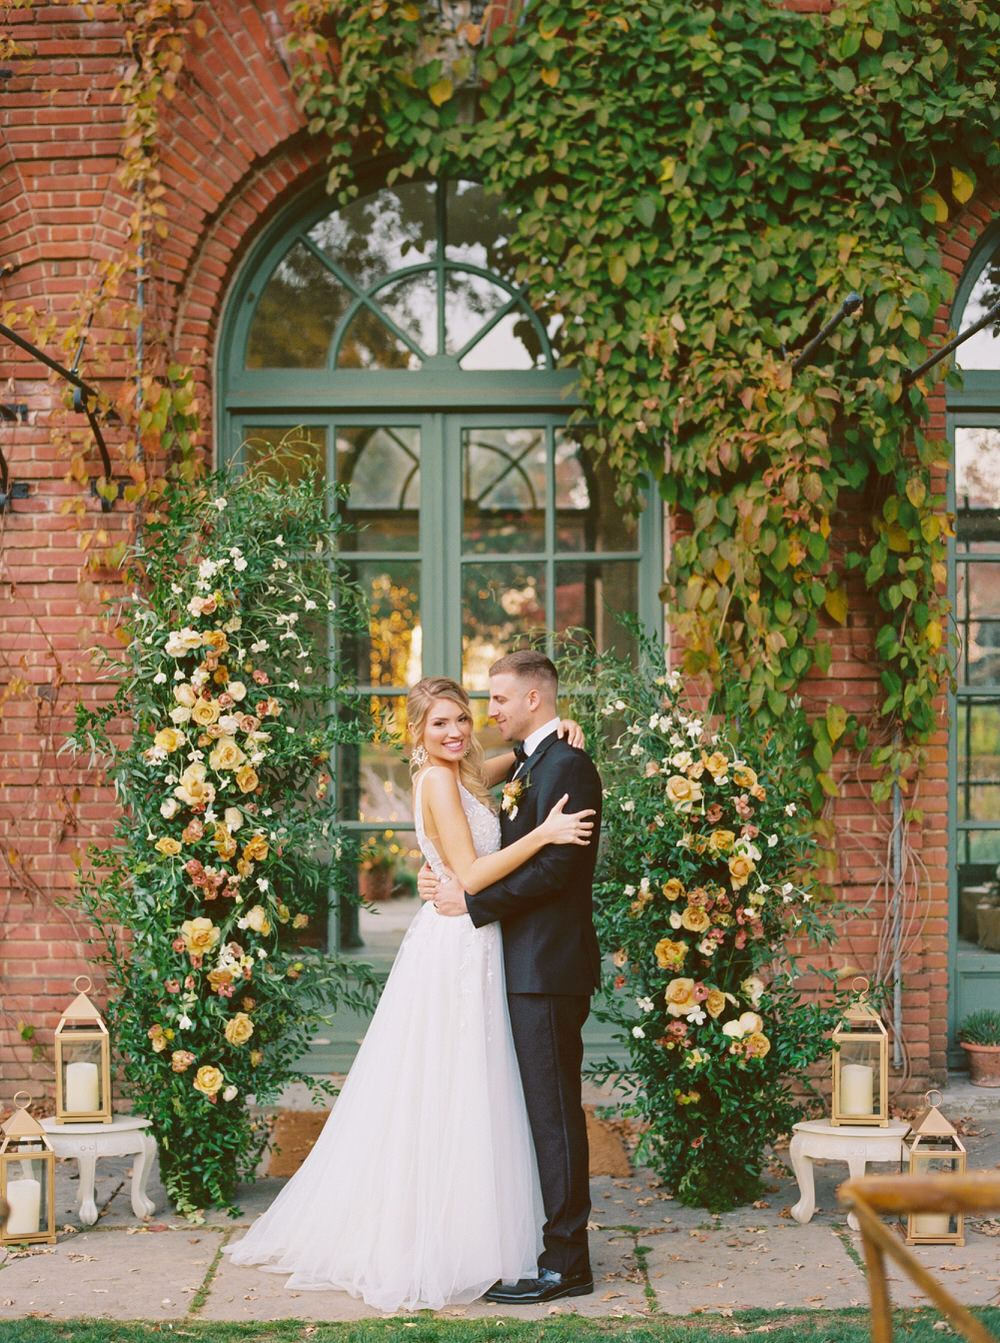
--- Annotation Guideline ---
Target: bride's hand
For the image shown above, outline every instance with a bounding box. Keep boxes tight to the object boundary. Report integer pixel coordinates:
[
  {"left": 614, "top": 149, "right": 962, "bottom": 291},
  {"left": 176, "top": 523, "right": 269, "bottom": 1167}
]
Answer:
[
  {"left": 556, "top": 718, "right": 586, "bottom": 750},
  {"left": 539, "top": 794, "right": 596, "bottom": 847}
]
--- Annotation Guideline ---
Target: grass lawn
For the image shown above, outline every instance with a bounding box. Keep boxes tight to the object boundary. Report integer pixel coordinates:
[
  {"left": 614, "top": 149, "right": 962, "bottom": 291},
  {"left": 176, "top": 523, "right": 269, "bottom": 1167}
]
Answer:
[{"left": 2, "top": 1311, "right": 998, "bottom": 1343}]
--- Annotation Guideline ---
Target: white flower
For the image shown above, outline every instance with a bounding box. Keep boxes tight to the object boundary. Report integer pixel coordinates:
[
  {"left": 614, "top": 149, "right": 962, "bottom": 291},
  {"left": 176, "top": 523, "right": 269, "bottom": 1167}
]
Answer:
[
  {"left": 782, "top": 881, "right": 794, "bottom": 895},
  {"left": 669, "top": 911, "right": 683, "bottom": 930},
  {"left": 160, "top": 798, "right": 179, "bottom": 819},
  {"left": 274, "top": 535, "right": 285, "bottom": 547},
  {"left": 327, "top": 600, "right": 337, "bottom": 611},
  {"left": 177, "top": 1014, "right": 194, "bottom": 1031},
  {"left": 304, "top": 599, "right": 317, "bottom": 611},
  {"left": 767, "top": 834, "right": 778, "bottom": 848},
  {"left": 170, "top": 706, "right": 192, "bottom": 725},
  {"left": 212, "top": 497, "right": 227, "bottom": 511},
  {"left": 256, "top": 877, "right": 269, "bottom": 891},
  {"left": 224, "top": 807, "right": 243, "bottom": 831},
  {"left": 686, "top": 718, "right": 703, "bottom": 740},
  {"left": 697, "top": 938, "right": 717, "bottom": 957},
  {"left": 153, "top": 671, "right": 167, "bottom": 685},
  {"left": 623, "top": 884, "right": 636, "bottom": 897},
  {"left": 222, "top": 1084, "right": 238, "bottom": 1101},
  {"left": 288, "top": 680, "right": 300, "bottom": 692},
  {"left": 250, "top": 640, "right": 269, "bottom": 654},
  {"left": 614, "top": 699, "right": 625, "bottom": 710},
  {"left": 198, "top": 559, "right": 218, "bottom": 580},
  {"left": 171, "top": 584, "right": 183, "bottom": 595},
  {"left": 272, "top": 558, "right": 288, "bottom": 571},
  {"left": 632, "top": 1025, "right": 646, "bottom": 1039},
  {"left": 621, "top": 799, "right": 635, "bottom": 813},
  {"left": 688, "top": 1008, "right": 706, "bottom": 1026},
  {"left": 234, "top": 556, "right": 248, "bottom": 572},
  {"left": 256, "top": 947, "right": 267, "bottom": 960},
  {"left": 671, "top": 750, "right": 693, "bottom": 771},
  {"left": 165, "top": 627, "right": 203, "bottom": 657},
  {"left": 785, "top": 803, "right": 797, "bottom": 816},
  {"left": 630, "top": 743, "right": 643, "bottom": 757},
  {"left": 636, "top": 996, "right": 654, "bottom": 1013}
]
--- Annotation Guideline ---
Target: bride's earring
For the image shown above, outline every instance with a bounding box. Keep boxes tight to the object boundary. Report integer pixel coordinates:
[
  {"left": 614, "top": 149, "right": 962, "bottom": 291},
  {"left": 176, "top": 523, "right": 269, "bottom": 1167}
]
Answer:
[{"left": 411, "top": 744, "right": 428, "bottom": 768}]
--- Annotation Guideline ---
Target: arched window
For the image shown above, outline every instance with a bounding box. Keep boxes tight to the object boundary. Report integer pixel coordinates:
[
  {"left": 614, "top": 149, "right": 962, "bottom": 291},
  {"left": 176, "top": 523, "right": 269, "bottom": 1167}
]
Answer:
[
  {"left": 219, "top": 176, "right": 663, "bottom": 953},
  {"left": 947, "top": 224, "right": 1000, "bottom": 1048}
]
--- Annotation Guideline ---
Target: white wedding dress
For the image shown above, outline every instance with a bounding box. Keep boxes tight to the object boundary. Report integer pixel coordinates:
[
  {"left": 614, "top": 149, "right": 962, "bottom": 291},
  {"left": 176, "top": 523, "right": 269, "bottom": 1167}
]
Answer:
[{"left": 225, "top": 773, "right": 543, "bottom": 1312}]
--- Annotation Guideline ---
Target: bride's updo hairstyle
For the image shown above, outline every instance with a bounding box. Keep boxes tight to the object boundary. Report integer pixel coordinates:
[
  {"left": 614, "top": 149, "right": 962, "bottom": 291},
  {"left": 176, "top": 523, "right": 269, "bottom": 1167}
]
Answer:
[{"left": 406, "top": 676, "right": 492, "bottom": 807}]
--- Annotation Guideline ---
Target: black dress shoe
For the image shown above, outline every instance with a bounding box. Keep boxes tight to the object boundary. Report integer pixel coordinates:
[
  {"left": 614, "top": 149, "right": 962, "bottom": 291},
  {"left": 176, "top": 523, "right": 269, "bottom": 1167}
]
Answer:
[{"left": 483, "top": 1268, "right": 594, "bottom": 1304}]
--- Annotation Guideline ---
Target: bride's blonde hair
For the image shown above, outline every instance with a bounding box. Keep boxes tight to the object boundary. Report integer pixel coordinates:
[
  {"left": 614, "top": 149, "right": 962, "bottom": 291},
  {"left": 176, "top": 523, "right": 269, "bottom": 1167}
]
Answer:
[{"left": 406, "top": 677, "right": 492, "bottom": 808}]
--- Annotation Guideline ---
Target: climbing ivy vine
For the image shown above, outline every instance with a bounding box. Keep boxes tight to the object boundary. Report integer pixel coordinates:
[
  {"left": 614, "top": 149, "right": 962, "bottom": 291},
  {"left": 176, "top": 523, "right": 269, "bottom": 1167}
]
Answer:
[{"left": 288, "top": 0, "right": 1000, "bottom": 801}]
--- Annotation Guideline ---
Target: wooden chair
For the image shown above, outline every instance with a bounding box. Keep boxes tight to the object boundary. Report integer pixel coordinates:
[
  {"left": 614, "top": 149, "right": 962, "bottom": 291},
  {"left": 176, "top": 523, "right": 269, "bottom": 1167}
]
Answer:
[{"left": 839, "top": 1173, "right": 1000, "bottom": 1343}]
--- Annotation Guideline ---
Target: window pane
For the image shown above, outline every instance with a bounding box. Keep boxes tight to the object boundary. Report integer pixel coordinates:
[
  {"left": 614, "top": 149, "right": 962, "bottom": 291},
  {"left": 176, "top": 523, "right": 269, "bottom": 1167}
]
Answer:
[
  {"left": 957, "top": 700, "right": 1000, "bottom": 823},
  {"left": 445, "top": 270, "right": 511, "bottom": 356},
  {"left": 337, "top": 305, "right": 420, "bottom": 370},
  {"left": 956, "top": 563, "right": 1000, "bottom": 686},
  {"left": 309, "top": 183, "right": 437, "bottom": 289},
  {"left": 459, "top": 311, "right": 542, "bottom": 370},
  {"left": 344, "top": 561, "right": 421, "bottom": 687},
  {"left": 246, "top": 241, "right": 347, "bottom": 368},
  {"left": 555, "top": 430, "right": 639, "bottom": 552},
  {"left": 337, "top": 427, "right": 420, "bottom": 551},
  {"left": 463, "top": 428, "right": 547, "bottom": 553},
  {"left": 445, "top": 179, "right": 515, "bottom": 275},
  {"left": 555, "top": 560, "right": 639, "bottom": 660},
  {"left": 345, "top": 697, "right": 412, "bottom": 824},
  {"left": 462, "top": 561, "right": 547, "bottom": 691},
  {"left": 375, "top": 273, "right": 439, "bottom": 359},
  {"left": 243, "top": 425, "right": 325, "bottom": 483},
  {"left": 955, "top": 427, "right": 1000, "bottom": 551},
  {"left": 956, "top": 240, "right": 1000, "bottom": 370}
]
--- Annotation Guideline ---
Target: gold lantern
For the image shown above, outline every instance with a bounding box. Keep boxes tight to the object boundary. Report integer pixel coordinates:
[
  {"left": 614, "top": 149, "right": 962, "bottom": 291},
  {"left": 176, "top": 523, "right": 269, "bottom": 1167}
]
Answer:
[
  {"left": 903, "top": 1089, "right": 967, "bottom": 1246},
  {"left": 54, "top": 975, "right": 112, "bottom": 1124},
  {"left": 831, "top": 977, "right": 889, "bottom": 1127},
  {"left": 0, "top": 1093, "right": 57, "bottom": 1246}
]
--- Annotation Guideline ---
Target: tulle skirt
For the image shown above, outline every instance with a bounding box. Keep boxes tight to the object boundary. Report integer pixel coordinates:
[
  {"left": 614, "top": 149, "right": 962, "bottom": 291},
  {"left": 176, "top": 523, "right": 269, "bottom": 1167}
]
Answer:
[{"left": 224, "top": 903, "right": 543, "bottom": 1312}]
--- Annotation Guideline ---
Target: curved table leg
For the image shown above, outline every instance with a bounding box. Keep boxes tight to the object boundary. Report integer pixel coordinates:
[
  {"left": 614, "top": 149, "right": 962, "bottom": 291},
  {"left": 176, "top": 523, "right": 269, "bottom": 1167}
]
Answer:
[
  {"left": 76, "top": 1152, "right": 99, "bottom": 1227},
  {"left": 844, "top": 1154, "right": 868, "bottom": 1232},
  {"left": 789, "top": 1133, "right": 816, "bottom": 1225},
  {"left": 130, "top": 1134, "right": 158, "bottom": 1220}
]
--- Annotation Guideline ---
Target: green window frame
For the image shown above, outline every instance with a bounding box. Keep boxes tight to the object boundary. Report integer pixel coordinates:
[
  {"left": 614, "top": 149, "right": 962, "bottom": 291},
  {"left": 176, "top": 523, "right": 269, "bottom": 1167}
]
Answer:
[{"left": 217, "top": 174, "right": 664, "bottom": 950}]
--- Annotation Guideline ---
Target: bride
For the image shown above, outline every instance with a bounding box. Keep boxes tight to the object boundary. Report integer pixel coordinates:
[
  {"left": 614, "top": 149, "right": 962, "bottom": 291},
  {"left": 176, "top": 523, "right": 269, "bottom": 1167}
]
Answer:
[{"left": 224, "top": 674, "right": 595, "bottom": 1312}]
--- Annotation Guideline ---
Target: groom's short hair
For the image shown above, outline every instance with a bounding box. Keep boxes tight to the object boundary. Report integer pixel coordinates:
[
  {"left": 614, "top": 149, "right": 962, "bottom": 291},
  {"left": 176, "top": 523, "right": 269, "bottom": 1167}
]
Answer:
[{"left": 489, "top": 649, "right": 558, "bottom": 693}]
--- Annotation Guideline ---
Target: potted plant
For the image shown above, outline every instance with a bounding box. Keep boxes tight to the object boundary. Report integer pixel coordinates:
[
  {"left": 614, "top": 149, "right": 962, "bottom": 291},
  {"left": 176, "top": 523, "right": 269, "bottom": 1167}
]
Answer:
[
  {"left": 358, "top": 835, "right": 398, "bottom": 902},
  {"left": 957, "top": 1009, "right": 1000, "bottom": 1087}
]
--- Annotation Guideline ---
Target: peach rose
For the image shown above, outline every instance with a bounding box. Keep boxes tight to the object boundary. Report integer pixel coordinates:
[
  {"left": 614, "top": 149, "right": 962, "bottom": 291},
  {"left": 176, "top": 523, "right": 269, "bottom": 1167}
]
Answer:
[
  {"left": 227, "top": 680, "right": 248, "bottom": 702},
  {"left": 707, "top": 828, "right": 736, "bottom": 856},
  {"left": 666, "top": 775, "right": 703, "bottom": 809},
  {"left": 705, "top": 988, "right": 728, "bottom": 1019},
  {"left": 192, "top": 698, "right": 221, "bottom": 727},
  {"left": 728, "top": 853, "right": 755, "bottom": 889},
  {"left": 241, "top": 904, "right": 271, "bottom": 935},
  {"left": 664, "top": 977, "right": 699, "bottom": 1017},
  {"left": 209, "top": 736, "right": 245, "bottom": 772},
  {"left": 171, "top": 1049, "right": 195, "bottom": 1073},
  {"left": 202, "top": 629, "right": 230, "bottom": 654},
  {"left": 193, "top": 1065, "right": 224, "bottom": 1097},
  {"left": 661, "top": 878, "right": 685, "bottom": 901},
  {"left": 243, "top": 834, "right": 269, "bottom": 863},
  {"left": 154, "top": 727, "right": 182, "bottom": 753},
  {"left": 174, "top": 683, "right": 197, "bottom": 708},
  {"left": 732, "top": 764, "right": 758, "bottom": 790},
  {"left": 223, "top": 1012, "right": 254, "bottom": 1046},
  {"left": 213, "top": 825, "right": 238, "bottom": 861},
  {"left": 702, "top": 751, "right": 729, "bottom": 779},
  {"left": 746, "top": 1031, "right": 771, "bottom": 1058},
  {"left": 654, "top": 938, "right": 688, "bottom": 970},
  {"left": 180, "top": 916, "right": 220, "bottom": 959},
  {"left": 174, "top": 762, "right": 215, "bottom": 809},
  {"left": 681, "top": 905, "right": 711, "bottom": 933},
  {"left": 223, "top": 806, "right": 244, "bottom": 832},
  {"left": 155, "top": 836, "right": 182, "bottom": 857},
  {"left": 236, "top": 765, "right": 260, "bottom": 794}
]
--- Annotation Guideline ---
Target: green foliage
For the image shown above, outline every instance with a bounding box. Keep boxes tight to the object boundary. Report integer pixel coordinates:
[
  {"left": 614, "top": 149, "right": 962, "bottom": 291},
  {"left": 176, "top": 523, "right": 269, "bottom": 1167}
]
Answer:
[
  {"left": 957, "top": 1007, "right": 1000, "bottom": 1046},
  {"left": 560, "top": 638, "right": 851, "bottom": 1210},
  {"left": 68, "top": 462, "right": 379, "bottom": 1216},
  {"left": 287, "top": 0, "right": 1000, "bottom": 799}
]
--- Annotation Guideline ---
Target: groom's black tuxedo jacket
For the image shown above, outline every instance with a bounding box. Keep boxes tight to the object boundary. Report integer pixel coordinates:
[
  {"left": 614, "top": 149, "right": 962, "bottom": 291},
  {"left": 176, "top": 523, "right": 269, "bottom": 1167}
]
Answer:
[{"left": 466, "top": 731, "right": 603, "bottom": 996}]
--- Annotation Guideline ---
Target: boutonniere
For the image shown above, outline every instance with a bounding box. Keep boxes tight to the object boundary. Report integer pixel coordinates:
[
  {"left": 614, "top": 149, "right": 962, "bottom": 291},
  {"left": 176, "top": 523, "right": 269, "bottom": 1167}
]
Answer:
[{"left": 501, "top": 774, "right": 530, "bottom": 821}]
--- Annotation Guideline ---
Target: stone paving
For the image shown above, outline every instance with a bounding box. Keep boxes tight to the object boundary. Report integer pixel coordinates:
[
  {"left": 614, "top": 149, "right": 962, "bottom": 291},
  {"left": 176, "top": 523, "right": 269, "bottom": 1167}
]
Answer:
[{"left": 2, "top": 1079, "right": 997, "bottom": 1324}]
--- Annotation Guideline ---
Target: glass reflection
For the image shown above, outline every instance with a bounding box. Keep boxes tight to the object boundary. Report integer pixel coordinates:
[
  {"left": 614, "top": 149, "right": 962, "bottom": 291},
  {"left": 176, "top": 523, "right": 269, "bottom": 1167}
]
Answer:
[
  {"left": 956, "top": 563, "right": 1000, "bottom": 685},
  {"left": 459, "top": 312, "right": 542, "bottom": 370},
  {"left": 555, "top": 561, "right": 639, "bottom": 661},
  {"left": 243, "top": 426, "right": 325, "bottom": 483},
  {"left": 344, "top": 562, "right": 422, "bottom": 688},
  {"left": 376, "top": 273, "right": 440, "bottom": 359},
  {"left": 309, "top": 183, "right": 437, "bottom": 288},
  {"left": 337, "top": 305, "right": 420, "bottom": 370},
  {"left": 463, "top": 428, "right": 547, "bottom": 552},
  {"left": 555, "top": 430, "right": 639, "bottom": 552},
  {"left": 350, "top": 698, "right": 413, "bottom": 826},
  {"left": 956, "top": 240, "right": 1000, "bottom": 370},
  {"left": 445, "top": 179, "right": 515, "bottom": 274},
  {"left": 462, "top": 562, "right": 546, "bottom": 690},
  {"left": 246, "top": 242, "right": 347, "bottom": 368},
  {"left": 446, "top": 271, "right": 510, "bottom": 355},
  {"left": 337, "top": 427, "right": 420, "bottom": 551},
  {"left": 955, "top": 427, "right": 1000, "bottom": 551}
]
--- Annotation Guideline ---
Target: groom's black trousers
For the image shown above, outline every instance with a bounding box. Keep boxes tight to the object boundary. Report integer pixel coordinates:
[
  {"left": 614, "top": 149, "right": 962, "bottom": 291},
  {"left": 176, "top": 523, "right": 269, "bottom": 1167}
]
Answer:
[{"left": 507, "top": 992, "right": 592, "bottom": 1278}]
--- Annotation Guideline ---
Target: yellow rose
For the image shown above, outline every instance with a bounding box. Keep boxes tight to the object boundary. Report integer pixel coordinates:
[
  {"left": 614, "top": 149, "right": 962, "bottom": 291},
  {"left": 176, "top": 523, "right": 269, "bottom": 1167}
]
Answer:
[
  {"left": 236, "top": 764, "right": 260, "bottom": 794},
  {"left": 213, "top": 825, "right": 238, "bottom": 861},
  {"left": 209, "top": 736, "right": 245, "bottom": 772},
  {"left": 155, "top": 836, "right": 182, "bottom": 857},
  {"left": 292, "top": 913, "right": 309, "bottom": 929},
  {"left": 174, "top": 683, "right": 197, "bottom": 708},
  {"left": 702, "top": 751, "right": 729, "bottom": 779},
  {"left": 192, "top": 699, "right": 221, "bottom": 727},
  {"left": 249, "top": 1049, "right": 264, "bottom": 1067},
  {"left": 662, "top": 878, "right": 685, "bottom": 901},
  {"left": 193, "top": 1065, "right": 224, "bottom": 1097},
  {"left": 175, "top": 762, "right": 216, "bottom": 809},
  {"left": 732, "top": 764, "right": 758, "bottom": 789},
  {"left": 705, "top": 988, "right": 727, "bottom": 1019},
  {"left": 154, "top": 727, "right": 182, "bottom": 753},
  {"left": 242, "top": 904, "right": 271, "bottom": 935},
  {"left": 203, "top": 629, "right": 230, "bottom": 654},
  {"left": 746, "top": 1031, "right": 771, "bottom": 1058},
  {"left": 243, "top": 833, "right": 269, "bottom": 863},
  {"left": 664, "top": 977, "right": 699, "bottom": 1017},
  {"left": 654, "top": 938, "right": 688, "bottom": 970},
  {"left": 180, "top": 916, "right": 220, "bottom": 958},
  {"left": 666, "top": 775, "right": 703, "bottom": 808},
  {"left": 681, "top": 905, "right": 711, "bottom": 933},
  {"left": 707, "top": 828, "right": 736, "bottom": 856},
  {"left": 223, "top": 1012, "right": 254, "bottom": 1046},
  {"left": 207, "top": 967, "right": 234, "bottom": 991},
  {"left": 728, "top": 853, "right": 755, "bottom": 889}
]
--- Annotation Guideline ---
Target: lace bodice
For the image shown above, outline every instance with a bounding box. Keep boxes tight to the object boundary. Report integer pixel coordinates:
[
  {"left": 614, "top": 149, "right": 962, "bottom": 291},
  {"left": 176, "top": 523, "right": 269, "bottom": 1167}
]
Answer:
[{"left": 413, "top": 770, "right": 501, "bottom": 878}]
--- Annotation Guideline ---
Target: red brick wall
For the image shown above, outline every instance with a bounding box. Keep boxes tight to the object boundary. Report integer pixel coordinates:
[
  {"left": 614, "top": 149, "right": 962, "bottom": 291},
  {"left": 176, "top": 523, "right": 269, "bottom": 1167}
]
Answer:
[{"left": 0, "top": 0, "right": 987, "bottom": 1106}]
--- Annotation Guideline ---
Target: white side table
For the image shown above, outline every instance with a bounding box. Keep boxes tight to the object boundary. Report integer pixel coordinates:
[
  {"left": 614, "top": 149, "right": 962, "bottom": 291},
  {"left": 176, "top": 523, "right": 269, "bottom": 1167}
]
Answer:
[
  {"left": 789, "top": 1118, "right": 910, "bottom": 1231},
  {"left": 41, "top": 1116, "right": 158, "bottom": 1227}
]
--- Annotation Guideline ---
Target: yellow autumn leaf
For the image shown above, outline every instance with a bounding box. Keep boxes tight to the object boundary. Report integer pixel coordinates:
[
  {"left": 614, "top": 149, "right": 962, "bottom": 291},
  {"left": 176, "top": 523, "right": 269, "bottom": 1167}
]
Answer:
[
  {"left": 659, "top": 156, "right": 676, "bottom": 183},
  {"left": 713, "top": 556, "right": 732, "bottom": 584},
  {"left": 819, "top": 514, "right": 831, "bottom": 539},
  {"left": 922, "top": 189, "right": 948, "bottom": 223},
  {"left": 428, "top": 77, "right": 453, "bottom": 106},
  {"left": 540, "top": 67, "right": 559, "bottom": 87},
  {"left": 399, "top": 3, "right": 419, "bottom": 18},
  {"left": 824, "top": 584, "right": 848, "bottom": 625},
  {"left": 905, "top": 476, "right": 926, "bottom": 508},
  {"left": 538, "top": 20, "right": 559, "bottom": 38},
  {"left": 885, "top": 522, "right": 911, "bottom": 553},
  {"left": 864, "top": 27, "right": 883, "bottom": 48},
  {"left": 925, "top": 620, "right": 943, "bottom": 650},
  {"left": 951, "top": 167, "right": 975, "bottom": 205}
]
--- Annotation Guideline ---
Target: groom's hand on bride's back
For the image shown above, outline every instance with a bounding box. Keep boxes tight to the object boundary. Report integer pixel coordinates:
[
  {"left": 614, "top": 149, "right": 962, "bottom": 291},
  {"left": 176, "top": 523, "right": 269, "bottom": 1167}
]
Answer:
[
  {"left": 433, "top": 872, "right": 468, "bottom": 918},
  {"left": 417, "top": 862, "right": 439, "bottom": 903}
]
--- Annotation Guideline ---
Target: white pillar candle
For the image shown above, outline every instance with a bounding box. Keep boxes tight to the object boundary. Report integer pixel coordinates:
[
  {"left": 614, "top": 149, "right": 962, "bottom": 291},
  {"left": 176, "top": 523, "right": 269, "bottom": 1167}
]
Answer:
[
  {"left": 5, "top": 1177, "right": 41, "bottom": 1237},
  {"left": 65, "top": 1060, "right": 100, "bottom": 1112},
  {"left": 839, "top": 1062, "right": 875, "bottom": 1116},
  {"left": 913, "top": 1212, "right": 951, "bottom": 1237}
]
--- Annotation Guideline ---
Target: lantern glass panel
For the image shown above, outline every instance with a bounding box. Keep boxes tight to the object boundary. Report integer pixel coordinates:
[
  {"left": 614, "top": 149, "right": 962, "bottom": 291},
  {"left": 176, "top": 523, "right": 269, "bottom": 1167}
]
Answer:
[
  {"left": 59, "top": 1036, "right": 106, "bottom": 1114},
  {"left": 1, "top": 1154, "right": 51, "bottom": 1240},
  {"left": 909, "top": 1144, "right": 965, "bottom": 1238},
  {"left": 837, "top": 1035, "right": 883, "bottom": 1117}
]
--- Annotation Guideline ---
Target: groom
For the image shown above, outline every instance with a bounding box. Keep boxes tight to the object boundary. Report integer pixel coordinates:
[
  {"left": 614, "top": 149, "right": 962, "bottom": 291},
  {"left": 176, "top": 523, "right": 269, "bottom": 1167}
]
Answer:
[{"left": 419, "top": 649, "right": 602, "bottom": 1304}]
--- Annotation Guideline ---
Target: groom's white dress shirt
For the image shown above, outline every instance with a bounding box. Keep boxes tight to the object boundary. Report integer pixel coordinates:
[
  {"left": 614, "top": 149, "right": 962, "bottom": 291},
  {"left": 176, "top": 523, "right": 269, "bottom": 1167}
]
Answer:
[{"left": 512, "top": 716, "right": 561, "bottom": 779}]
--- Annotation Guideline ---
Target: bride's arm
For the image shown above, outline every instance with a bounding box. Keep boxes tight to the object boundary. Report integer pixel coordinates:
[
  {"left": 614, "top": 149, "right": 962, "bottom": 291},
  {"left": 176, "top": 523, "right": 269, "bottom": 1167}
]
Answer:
[{"left": 419, "top": 767, "right": 594, "bottom": 895}]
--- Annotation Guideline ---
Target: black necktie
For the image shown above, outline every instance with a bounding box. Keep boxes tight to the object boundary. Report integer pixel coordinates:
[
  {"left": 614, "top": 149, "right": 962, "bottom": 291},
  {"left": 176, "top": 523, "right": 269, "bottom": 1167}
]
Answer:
[{"left": 513, "top": 742, "right": 528, "bottom": 765}]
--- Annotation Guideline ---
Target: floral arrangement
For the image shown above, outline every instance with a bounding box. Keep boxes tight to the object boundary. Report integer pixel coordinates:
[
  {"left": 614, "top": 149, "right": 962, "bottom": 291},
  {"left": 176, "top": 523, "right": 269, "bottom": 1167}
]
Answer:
[
  {"left": 561, "top": 637, "right": 850, "bottom": 1211},
  {"left": 70, "top": 462, "right": 378, "bottom": 1216}
]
